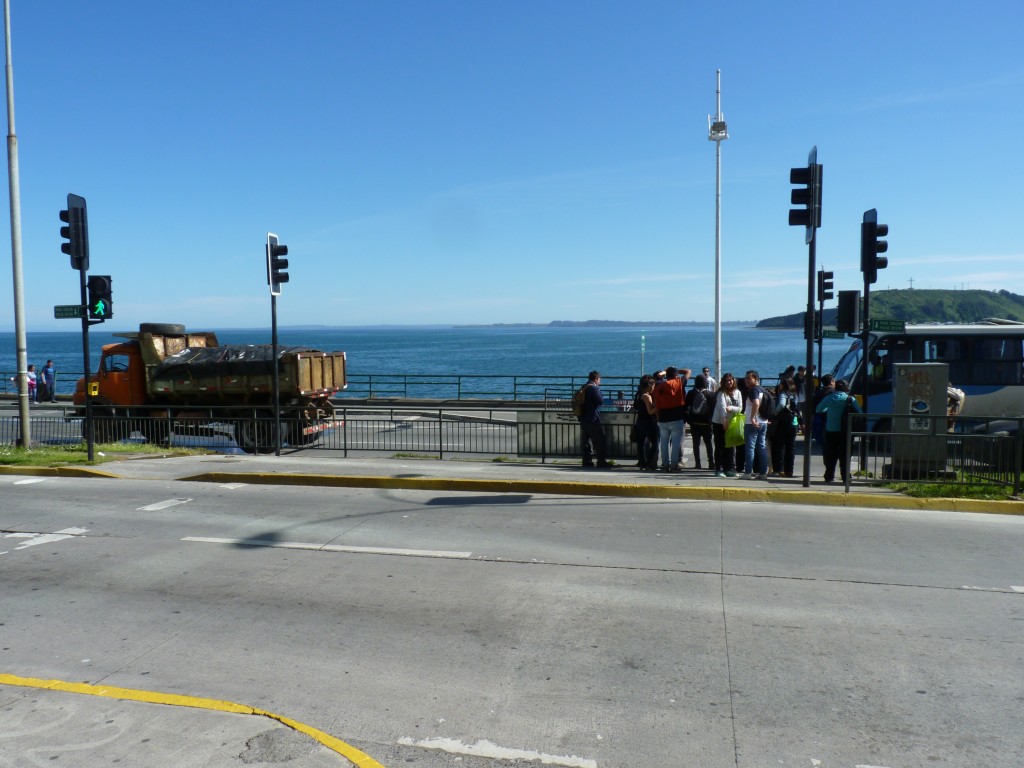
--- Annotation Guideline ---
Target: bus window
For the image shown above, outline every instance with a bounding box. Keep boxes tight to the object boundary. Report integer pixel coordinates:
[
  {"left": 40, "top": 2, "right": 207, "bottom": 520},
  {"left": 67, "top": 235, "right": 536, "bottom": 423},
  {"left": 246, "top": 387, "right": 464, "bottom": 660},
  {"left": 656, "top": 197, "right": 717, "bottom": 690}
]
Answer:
[
  {"left": 921, "top": 337, "right": 968, "bottom": 385},
  {"left": 972, "top": 336, "right": 1024, "bottom": 384}
]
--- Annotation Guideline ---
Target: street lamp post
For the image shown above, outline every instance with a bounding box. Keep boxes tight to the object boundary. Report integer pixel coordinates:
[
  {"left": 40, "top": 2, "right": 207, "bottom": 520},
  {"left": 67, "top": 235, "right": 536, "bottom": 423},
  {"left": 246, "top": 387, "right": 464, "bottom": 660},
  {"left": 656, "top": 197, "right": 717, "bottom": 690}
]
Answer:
[
  {"left": 707, "top": 70, "right": 728, "bottom": 384},
  {"left": 4, "top": 0, "right": 29, "bottom": 447}
]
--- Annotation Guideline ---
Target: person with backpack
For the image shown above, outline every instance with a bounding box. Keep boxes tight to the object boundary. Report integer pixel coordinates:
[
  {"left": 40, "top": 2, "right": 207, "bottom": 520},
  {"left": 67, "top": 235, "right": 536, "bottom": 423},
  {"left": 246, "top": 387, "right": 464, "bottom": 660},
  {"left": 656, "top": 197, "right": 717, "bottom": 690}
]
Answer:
[
  {"left": 576, "top": 370, "right": 612, "bottom": 468},
  {"left": 685, "top": 374, "right": 715, "bottom": 470},
  {"left": 770, "top": 376, "right": 800, "bottom": 478},
  {"left": 653, "top": 366, "right": 691, "bottom": 471},
  {"left": 816, "top": 378, "right": 862, "bottom": 484},
  {"left": 741, "top": 369, "right": 770, "bottom": 480}
]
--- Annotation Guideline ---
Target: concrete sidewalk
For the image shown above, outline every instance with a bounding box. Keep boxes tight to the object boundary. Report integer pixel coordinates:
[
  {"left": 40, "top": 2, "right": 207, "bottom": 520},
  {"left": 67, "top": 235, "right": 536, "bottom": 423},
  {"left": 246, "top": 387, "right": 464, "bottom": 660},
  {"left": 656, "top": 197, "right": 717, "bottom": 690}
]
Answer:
[{"left": 5, "top": 450, "right": 1020, "bottom": 514}]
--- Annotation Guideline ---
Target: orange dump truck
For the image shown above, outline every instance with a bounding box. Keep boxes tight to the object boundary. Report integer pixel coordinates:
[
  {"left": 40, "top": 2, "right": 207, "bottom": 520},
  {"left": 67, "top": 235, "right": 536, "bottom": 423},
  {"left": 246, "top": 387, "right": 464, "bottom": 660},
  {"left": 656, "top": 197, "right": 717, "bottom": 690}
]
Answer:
[{"left": 73, "top": 322, "right": 347, "bottom": 452}]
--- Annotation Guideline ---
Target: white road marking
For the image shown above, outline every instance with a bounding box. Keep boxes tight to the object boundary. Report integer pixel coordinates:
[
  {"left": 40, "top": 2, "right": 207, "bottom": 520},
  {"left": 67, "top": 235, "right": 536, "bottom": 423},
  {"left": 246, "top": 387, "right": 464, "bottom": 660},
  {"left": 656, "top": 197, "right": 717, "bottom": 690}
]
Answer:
[
  {"left": 219, "top": 483, "right": 247, "bottom": 489},
  {"left": 13, "top": 478, "right": 46, "bottom": 485},
  {"left": 856, "top": 764, "right": 894, "bottom": 768},
  {"left": 138, "top": 498, "right": 193, "bottom": 511},
  {"left": 3, "top": 527, "right": 89, "bottom": 551},
  {"left": 962, "top": 585, "right": 1022, "bottom": 594},
  {"left": 397, "top": 737, "right": 596, "bottom": 768},
  {"left": 1012, "top": 586, "right": 1024, "bottom": 593},
  {"left": 183, "top": 536, "right": 471, "bottom": 559}
]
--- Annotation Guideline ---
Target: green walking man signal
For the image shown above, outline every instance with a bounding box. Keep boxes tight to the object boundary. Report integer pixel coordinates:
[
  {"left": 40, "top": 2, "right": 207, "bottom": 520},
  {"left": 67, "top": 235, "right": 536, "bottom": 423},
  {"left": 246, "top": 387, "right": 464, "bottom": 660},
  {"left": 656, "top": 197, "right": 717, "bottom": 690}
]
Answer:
[{"left": 87, "top": 275, "right": 113, "bottom": 320}]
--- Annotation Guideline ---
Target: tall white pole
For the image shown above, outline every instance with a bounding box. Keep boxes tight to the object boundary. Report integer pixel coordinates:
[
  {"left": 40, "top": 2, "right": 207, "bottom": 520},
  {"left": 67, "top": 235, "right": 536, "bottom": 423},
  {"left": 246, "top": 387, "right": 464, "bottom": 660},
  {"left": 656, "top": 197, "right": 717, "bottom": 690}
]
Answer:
[
  {"left": 4, "top": 0, "right": 30, "bottom": 447},
  {"left": 708, "top": 70, "right": 728, "bottom": 384}
]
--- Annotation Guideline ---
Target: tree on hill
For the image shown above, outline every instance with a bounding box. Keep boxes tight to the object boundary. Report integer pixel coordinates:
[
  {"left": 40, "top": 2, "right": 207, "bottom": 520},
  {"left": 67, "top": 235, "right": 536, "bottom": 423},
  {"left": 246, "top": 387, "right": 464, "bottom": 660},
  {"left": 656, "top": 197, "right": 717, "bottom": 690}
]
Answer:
[{"left": 756, "top": 289, "right": 1024, "bottom": 328}]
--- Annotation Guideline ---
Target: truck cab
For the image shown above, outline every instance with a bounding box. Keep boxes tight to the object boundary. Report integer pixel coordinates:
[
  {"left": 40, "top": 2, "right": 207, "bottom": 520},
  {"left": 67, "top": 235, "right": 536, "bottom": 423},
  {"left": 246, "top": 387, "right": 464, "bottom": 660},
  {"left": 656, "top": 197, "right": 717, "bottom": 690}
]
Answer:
[{"left": 73, "top": 341, "right": 148, "bottom": 408}]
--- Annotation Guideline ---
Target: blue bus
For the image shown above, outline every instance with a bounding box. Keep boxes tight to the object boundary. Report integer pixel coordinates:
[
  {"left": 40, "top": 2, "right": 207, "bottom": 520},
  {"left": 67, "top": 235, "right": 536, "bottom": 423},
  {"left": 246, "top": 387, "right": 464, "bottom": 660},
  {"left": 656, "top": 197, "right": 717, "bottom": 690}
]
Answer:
[{"left": 829, "top": 320, "right": 1024, "bottom": 429}]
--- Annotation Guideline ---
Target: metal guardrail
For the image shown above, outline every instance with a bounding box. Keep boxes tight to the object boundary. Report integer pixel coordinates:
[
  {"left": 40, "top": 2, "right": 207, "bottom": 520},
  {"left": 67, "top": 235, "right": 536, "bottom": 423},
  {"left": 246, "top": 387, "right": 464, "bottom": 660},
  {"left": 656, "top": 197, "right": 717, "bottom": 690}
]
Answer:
[
  {"left": 845, "top": 412, "right": 1023, "bottom": 494},
  {"left": 11, "top": 403, "right": 1016, "bottom": 493},
  {"left": 0, "top": 403, "right": 635, "bottom": 462}
]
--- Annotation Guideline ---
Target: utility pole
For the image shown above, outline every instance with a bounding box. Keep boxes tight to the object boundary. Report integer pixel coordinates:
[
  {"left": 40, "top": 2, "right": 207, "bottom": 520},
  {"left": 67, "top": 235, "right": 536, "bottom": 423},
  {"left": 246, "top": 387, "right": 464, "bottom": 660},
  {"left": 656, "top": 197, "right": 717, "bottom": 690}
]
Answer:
[{"left": 4, "top": 0, "right": 29, "bottom": 447}]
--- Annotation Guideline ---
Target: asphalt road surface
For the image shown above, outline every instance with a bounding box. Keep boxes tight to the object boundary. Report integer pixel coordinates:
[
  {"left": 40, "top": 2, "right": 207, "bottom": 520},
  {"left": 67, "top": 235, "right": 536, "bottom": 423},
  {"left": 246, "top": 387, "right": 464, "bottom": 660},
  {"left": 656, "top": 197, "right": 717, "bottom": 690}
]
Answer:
[{"left": 2, "top": 474, "right": 1022, "bottom": 767}]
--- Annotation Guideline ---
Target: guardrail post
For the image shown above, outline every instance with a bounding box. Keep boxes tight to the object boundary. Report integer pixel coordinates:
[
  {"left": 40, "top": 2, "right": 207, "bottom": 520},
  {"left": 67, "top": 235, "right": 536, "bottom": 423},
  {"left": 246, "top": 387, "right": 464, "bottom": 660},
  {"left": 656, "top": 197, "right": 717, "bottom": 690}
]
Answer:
[
  {"left": 342, "top": 406, "right": 348, "bottom": 457},
  {"left": 540, "top": 409, "right": 547, "bottom": 464},
  {"left": 1015, "top": 418, "right": 1022, "bottom": 497},
  {"left": 438, "top": 408, "right": 443, "bottom": 460}
]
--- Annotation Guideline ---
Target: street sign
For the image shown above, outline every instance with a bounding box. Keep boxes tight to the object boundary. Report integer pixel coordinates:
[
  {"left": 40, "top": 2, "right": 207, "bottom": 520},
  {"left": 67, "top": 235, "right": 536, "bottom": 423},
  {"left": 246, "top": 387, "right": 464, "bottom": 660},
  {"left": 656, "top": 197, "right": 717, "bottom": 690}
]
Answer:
[
  {"left": 822, "top": 330, "right": 846, "bottom": 339},
  {"left": 870, "top": 318, "right": 906, "bottom": 333},
  {"left": 54, "top": 304, "right": 86, "bottom": 319}
]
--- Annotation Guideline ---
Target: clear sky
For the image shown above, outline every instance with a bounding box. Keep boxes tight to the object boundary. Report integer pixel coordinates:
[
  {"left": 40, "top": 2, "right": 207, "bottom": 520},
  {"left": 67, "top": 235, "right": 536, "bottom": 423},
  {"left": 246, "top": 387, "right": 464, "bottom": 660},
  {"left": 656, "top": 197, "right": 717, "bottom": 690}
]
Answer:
[{"left": 1, "top": 0, "right": 1022, "bottom": 331}]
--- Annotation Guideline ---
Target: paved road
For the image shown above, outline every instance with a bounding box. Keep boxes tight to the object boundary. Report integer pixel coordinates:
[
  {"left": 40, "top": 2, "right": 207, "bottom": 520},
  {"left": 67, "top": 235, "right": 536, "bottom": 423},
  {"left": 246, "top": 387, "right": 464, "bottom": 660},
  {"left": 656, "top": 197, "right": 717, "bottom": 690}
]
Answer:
[{"left": 1, "top": 470, "right": 1022, "bottom": 767}]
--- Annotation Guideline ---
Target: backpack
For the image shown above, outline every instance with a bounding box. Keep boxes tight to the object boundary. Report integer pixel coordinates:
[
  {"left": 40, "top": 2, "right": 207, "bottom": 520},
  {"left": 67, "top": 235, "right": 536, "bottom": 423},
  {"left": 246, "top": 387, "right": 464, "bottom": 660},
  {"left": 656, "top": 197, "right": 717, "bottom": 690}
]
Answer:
[
  {"left": 757, "top": 387, "right": 775, "bottom": 421},
  {"left": 689, "top": 388, "right": 711, "bottom": 420},
  {"left": 571, "top": 384, "right": 589, "bottom": 418}
]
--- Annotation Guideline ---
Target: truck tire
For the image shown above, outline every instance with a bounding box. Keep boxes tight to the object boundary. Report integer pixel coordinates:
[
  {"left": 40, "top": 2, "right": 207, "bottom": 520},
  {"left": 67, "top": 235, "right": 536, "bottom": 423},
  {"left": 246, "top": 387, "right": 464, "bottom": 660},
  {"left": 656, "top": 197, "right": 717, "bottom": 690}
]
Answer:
[
  {"left": 235, "top": 414, "right": 278, "bottom": 454},
  {"left": 139, "top": 323, "right": 186, "bottom": 335}
]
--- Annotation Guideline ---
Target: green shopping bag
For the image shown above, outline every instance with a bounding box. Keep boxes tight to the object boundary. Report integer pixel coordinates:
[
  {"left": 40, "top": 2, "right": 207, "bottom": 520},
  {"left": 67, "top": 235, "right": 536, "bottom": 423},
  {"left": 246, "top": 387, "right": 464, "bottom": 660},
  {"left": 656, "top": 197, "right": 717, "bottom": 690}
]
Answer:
[{"left": 725, "top": 411, "right": 746, "bottom": 448}]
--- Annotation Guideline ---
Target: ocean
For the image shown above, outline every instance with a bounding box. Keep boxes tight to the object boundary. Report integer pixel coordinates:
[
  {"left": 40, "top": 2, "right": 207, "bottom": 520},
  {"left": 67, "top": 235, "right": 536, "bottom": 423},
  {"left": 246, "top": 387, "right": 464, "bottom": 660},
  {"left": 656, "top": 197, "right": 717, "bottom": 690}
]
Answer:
[{"left": 1, "top": 325, "right": 853, "bottom": 398}]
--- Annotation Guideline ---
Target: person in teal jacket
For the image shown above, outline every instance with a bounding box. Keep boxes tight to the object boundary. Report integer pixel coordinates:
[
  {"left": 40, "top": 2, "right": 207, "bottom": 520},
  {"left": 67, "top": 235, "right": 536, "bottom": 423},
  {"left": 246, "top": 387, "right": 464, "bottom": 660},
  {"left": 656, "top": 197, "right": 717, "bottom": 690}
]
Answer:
[{"left": 815, "top": 379, "right": 861, "bottom": 483}]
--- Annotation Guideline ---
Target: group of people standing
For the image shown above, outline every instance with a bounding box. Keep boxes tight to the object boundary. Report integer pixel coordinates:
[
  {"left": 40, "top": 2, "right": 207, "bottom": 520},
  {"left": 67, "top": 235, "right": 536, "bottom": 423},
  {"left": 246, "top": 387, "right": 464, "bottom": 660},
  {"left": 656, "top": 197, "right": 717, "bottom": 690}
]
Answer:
[
  {"left": 578, "top": 366, "right": 862, "bottom": 484},
  {"left": 11, "top": 360, "right": 57, "bottom": 404}
]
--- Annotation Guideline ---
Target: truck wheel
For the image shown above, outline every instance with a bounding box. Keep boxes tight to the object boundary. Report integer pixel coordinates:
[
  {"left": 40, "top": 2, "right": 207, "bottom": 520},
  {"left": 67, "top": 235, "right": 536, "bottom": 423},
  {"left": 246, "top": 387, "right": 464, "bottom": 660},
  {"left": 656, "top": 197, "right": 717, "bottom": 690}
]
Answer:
[
  {"left": 235, "top": 416, "right": 278, "bottom": 454},
  {"left": 139, "top": 323, "right": 186, "bottom": 335}
]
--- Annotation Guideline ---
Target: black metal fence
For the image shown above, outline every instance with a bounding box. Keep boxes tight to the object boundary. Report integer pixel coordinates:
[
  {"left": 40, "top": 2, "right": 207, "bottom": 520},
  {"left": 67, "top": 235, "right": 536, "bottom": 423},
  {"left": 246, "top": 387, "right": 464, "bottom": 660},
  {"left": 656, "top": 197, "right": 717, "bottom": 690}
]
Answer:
[
  {"left": 6, "top": 404, "right": 1022, "bottom": 492},
  {"left": 0, "top": 404, "right": 636, "bottom": 462},
  {"left": 846, "top": 413, "right": 1023, "bottom": 494}
]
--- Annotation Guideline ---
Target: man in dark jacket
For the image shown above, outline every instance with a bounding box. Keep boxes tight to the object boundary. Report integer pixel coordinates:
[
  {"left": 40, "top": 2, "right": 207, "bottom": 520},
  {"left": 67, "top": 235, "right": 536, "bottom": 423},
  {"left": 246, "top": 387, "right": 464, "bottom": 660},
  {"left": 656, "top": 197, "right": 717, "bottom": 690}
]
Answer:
[{"left": 579, "top": 370, "right": 612, "bottom": 468}]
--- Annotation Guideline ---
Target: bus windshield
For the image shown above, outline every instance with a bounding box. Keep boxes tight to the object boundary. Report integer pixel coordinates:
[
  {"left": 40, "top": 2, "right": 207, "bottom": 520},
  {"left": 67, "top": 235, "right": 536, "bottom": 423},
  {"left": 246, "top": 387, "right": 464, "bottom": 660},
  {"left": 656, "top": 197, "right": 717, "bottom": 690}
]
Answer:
[{"left": 831, "top": 339, "right": 862, "bottom": 384}]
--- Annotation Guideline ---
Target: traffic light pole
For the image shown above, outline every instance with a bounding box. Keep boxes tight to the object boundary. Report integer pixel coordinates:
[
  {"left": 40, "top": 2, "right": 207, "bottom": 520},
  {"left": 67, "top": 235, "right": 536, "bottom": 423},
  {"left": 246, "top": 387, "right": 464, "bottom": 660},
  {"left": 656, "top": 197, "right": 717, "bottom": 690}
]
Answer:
[
  {"left": 79, "top": 267, "right": 94, "bottom": 462},
  {"left": 802, "top": 235, "right": 817, "bottom": 489},
  {"left": 271, "top": 292, "right": 281, "bottom": 457}
]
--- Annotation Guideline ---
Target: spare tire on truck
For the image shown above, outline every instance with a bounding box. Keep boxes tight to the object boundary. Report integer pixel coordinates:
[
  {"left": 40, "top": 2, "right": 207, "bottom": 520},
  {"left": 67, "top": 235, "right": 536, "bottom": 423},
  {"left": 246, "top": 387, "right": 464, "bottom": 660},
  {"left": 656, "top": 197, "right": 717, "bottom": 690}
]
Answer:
[{"left": 139, "top": 323, "right": 186, "bottom": 335}]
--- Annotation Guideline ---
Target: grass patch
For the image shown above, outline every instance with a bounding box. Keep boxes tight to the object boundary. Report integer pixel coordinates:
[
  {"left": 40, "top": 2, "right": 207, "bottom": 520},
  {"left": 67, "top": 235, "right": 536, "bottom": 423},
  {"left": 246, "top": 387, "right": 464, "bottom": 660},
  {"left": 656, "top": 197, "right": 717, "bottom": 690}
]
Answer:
[
  {"left": 885, "top": 481, "right": 1014, "bottom": 500},
  {"left": 391, "top": 452, "right": 439, "bottom": 460},
  {"left": 0, "top": 442, "right": 210, "bottom": 467}
]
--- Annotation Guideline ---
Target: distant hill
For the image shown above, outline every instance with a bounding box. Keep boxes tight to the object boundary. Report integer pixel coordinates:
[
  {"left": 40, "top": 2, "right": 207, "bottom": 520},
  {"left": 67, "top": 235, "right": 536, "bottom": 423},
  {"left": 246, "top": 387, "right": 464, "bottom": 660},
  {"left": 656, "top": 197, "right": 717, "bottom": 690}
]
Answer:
[{"left": 756, "top": 289, "right": 1024, "bottom": 328}]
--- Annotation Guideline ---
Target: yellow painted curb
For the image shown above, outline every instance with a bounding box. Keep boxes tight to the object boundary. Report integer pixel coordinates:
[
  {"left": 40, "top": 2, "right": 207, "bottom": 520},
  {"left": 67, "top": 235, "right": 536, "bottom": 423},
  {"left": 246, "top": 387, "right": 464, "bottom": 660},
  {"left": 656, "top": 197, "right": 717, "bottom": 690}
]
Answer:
[
  {"left": 0, "top": 465, "right": 122, "bottom": 479},
  {"left": 180, "top": 472, "right": 1024, "bottom": 516},
  {"left": 0, "top": 673, "right": 386, "bottom": 768}
]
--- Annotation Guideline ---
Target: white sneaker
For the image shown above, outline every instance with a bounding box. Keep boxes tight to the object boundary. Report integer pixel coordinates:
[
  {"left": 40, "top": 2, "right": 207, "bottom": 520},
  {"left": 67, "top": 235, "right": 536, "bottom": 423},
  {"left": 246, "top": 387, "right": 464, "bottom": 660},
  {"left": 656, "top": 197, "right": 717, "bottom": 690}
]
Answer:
[{"left": 741, "top": 473, "right": 753, "bottom": 480}]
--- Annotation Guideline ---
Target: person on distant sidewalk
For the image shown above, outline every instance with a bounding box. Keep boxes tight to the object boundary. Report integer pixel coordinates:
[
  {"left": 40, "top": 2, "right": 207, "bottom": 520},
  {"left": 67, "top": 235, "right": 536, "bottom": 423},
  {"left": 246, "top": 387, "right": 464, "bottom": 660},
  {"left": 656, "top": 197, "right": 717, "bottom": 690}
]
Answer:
[
  {"left": 741, "top": 370, "right": 769, "bottom": 480},
  {"left": 632, "top": 375, "right": 659, "bottom": 470},
  {"left": 685, "top": 374, "right": 715, "bottom": 470},
  {"left": 654, "top": 366, "right": 691, "bottom": 471},
  {"left": 42, "top": 360, "right": 57, "bottom": 402},
  {"left": 712, "top": 372, "right": 743, "bottom": 478},
  {"left": 579, "top": 370, "right": 613, "bottom": 468},
  {"left": 816, "top": 379, "right": 861, "bottom": 484}
]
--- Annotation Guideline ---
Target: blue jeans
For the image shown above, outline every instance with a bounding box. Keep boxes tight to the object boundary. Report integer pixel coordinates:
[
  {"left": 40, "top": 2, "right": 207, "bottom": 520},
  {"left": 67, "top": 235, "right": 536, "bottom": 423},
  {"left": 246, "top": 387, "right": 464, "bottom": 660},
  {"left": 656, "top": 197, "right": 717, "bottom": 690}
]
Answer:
[
  {"left": 658, "top": 418, "right": 686, "bottom": 469},
  {"left": 743, "top": 422, "right": 769, "bottom": 475}
]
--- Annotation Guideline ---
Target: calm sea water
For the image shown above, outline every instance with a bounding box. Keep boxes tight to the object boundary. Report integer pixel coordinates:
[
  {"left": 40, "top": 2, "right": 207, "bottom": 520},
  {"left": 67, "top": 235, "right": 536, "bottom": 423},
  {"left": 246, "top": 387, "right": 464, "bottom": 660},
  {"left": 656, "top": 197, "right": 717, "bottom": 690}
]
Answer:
[{"left": 1, "top": 325, "right": 853, "bottom": 396}]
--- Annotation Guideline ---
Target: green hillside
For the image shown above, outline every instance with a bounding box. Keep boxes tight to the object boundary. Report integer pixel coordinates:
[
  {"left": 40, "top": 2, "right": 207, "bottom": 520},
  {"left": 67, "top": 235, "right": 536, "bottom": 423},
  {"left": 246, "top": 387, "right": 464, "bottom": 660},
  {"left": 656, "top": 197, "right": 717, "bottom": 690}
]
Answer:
[{"left": 756, "top": 289, "right": 1024, "bottom": 328}]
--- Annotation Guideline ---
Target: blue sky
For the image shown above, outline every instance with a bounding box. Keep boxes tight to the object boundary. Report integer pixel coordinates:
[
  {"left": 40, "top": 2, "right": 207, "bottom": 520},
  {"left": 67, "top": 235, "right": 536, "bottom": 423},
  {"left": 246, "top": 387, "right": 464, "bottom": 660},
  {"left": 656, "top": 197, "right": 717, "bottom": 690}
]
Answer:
[{"left": 1, "top": 0, "right": 1022, "bottom": 331}]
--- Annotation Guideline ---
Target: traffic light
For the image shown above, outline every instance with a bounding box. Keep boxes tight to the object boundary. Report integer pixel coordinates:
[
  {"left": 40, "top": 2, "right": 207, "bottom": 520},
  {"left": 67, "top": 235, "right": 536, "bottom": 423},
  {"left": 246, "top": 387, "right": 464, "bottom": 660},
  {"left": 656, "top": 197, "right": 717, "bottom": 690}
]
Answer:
[
  {"left": 817, "top": 269, "right": 834, "bottom": 303},
  {"left": 87, "top": 275, "right": 113, "bottom": 320},
  {"left": 59, "top": 193, "right": 89, "bottom": 271},
  {"left": 267, "top": 233, "right": 289, "bottom": 296},
  {"left": 860, "top": 208, "right": 889, "bottom": 285},
  {"left": 803, "top": 309, "right": 822, "bottom": 341},
  {"left": 837, "top": 289, "right": 861, "bottom": 333},
  {"left": 788, "top": 149, "right": 823, "bottom": 244}
]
